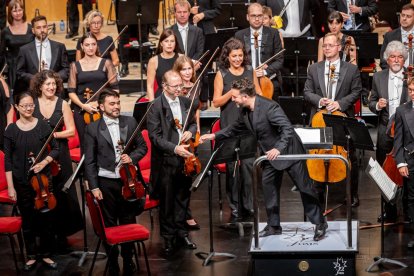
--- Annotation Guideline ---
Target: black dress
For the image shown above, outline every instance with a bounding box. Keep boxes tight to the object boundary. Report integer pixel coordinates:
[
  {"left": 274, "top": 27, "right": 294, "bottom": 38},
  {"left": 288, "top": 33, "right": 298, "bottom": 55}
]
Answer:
[
  {"left": 33, "top": 98, "right": 83, "bottom": 237},
  {"left": 155, "top": 53, "right": 179, "bottom": 98},
  {"left": 3, "top": 119, "right": 59, "bottom": 258},
  {"left": 0, "top": 80, "right": 11, "bottom": 149},
  {"left": 76, "top": 36, "right": 115, "bottom": 61},
  {"left": 0, "top": 24, "right": 34, "bottom": 91}
]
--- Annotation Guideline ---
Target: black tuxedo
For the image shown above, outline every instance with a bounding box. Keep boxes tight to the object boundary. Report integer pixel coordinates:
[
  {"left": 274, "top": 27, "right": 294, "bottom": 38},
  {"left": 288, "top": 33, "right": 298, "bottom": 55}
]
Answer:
[
  {"left": 380, "top": 28, "right": 402, "bottom": 70},
  {"left": 188, "top": 0, "right": 221, "bottom": 35},
  {"left": 216, "top": 96, "right": 323, "bottom": 226},
  {"left": 16, "top": 39, "right": 69, "bottom": 92},
  {"left": 327, "top": 0, "right": 378, "bottom": 32},
  {"left": 170, "top": 23, "right": 204, "bottom": 59},
  {"left": 147, "top": 94, "right": 197, "bottom": 240},
  {"left": 369, "top": 69, "right": 408, "bottom": 163},
  {"left": 235, "top": 26, "right": 284, "bottom": 76},
  {"left": 257, "top": 0, "right": 319, "bottom": 35}
]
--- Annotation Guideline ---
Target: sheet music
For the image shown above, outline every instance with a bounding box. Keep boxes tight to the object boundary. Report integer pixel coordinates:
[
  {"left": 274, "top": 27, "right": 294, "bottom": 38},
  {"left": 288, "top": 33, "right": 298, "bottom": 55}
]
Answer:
[
  {"left": 294, "top": 128, "right": 321, "bottom": 143},
  {"left": 366, "top": 158, "right": 398, "bottom": 202}
]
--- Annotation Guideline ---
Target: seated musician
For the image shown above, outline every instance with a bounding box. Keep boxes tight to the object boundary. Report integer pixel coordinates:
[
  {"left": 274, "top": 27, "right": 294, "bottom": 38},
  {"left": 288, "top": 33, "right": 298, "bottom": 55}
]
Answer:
[
  {"left": 234, "top": 2, "right": 283, "bottom": 100},
  {"left": 394, "top": 77, "right": 414, "bottom": 249},
  {"left": 369, "top": 41, "right": 409, "bottom": 223},
  {"left": 16, "top": 15, "right": 69, "bottom": 93},
  {"left": 380, "top": 4, "right": 414, "bottom": 70},
  {"left": 200, "top": 78, "right": 327, "bottom": 241},
  {"left": 147, "top": 70, "right": 198, "bottom": 256},
  {"left": 317, "top": 11, "right": 357, "bottom": 65},
  {"left": 304, "top": 33, "right": 361, "bottom": 207},
  {"left": 84, "top": 89, "right": 147, "bottom": 275}
]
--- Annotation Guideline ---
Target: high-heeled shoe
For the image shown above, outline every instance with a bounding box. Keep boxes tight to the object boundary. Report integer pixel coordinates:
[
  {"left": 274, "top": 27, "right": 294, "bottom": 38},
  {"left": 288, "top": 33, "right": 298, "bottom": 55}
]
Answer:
[
  {"left": 23, "top": 259, "right": 37, "bottom": 271},
  {"left": 42, "top": 258, "right": 58, "bottom": 269}
]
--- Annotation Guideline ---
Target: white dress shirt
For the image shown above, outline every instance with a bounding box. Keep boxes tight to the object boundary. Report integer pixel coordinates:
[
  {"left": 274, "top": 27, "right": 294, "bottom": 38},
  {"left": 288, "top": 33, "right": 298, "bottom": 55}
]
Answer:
[
  {"left": 324, "top": 59, "right": 341, "bottom": 100},
  {"left": 387, "top": 69, "right": 404, "bottom": 118},
  {"left": 178, "top": 23, "right": 189, "bottom": 55},
  {"left": 279, "top": 0, "right": 310, "bottom": 38},
  {"left": 250, "top": 26, "right": 263, "bottom": 69},
  {"left": 35, "top": 38, "right": 51, "bottom": 70},
  {"left": 98, "top": 115, "right": 121, "bottom": 179}
]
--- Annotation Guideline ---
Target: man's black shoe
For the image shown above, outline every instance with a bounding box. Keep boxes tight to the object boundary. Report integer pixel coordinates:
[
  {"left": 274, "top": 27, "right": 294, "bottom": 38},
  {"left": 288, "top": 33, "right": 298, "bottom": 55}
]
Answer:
[
  {"left": 149, "top": 25, "right": 159, "bottom": 36},
  {"left": 259, "top": 225, "right": 282, "bottom": 237},
  {"left": 377, "top": 212, "right": 397, "bottom": 223},
  {"left": 123, "top": 260, "right": 136, "bottom": 276},
  {"left": 65, "top": 32, "right": 78, "bottom": 39},
  {"left": 351, "top": 195, "right": 360, "bottom": 207},
  {"left": 163, "top": 239, "right": 175, "bottom": 256},
  {"left": 314, "top": 222, "right": 328, "bottom": 241},
  {"left": 180, "top": 236, "right": 197, "bottom": 249},
  {"left": 228, "top": 213, "right": 242, "bottom": 223},
  {"left": 119, "top": 65, "right": 129, "bottom": 78}
]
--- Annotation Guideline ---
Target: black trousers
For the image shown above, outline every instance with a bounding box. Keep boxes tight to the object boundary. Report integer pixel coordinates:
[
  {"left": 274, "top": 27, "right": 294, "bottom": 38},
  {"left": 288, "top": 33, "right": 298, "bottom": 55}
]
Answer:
[
  {"left": 405, "top": 166, "right": 414, "bottom": 223},
  {"left": 98, "top": 177, "right": 137, "bottom": 263},
  {"left": 261, "top": 161, "right": 324, "bottom": 226},
  {"left": 158, "top": 162, "right": 192, "bottom": 241},
  {"left": 68, "top": 0, "right": 92, "bottom": 34}
]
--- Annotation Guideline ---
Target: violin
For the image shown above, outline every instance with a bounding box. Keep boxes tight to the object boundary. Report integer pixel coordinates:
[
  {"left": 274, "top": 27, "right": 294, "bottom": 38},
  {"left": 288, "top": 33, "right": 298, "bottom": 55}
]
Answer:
[
  {"left": 342, "top": 36, "right": 352, "bottom": 63},
  {"left": 408, "top": 34, "right": 413, "bottom": 66},
  {"left": 307, "top": 64, "right": 349, "bottom": 183}
]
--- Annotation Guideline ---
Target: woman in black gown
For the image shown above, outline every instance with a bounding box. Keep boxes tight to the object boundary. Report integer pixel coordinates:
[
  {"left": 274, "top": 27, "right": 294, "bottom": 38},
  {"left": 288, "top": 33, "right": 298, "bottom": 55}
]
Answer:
[
  {"left": 4, "top": 92, "right": 59, "bottom": 270},
  {"left": 0, "top": 76, "right": 14, "bottom": 150},
  {"left": 75, "top": 9, "right": 119, "bottom": 66},
  {"left": 0, "top": 0, "right": 34, "bottom": 92},
  {"left": 31, "top": 70, "right": 83, "bottom": 251},
  {"left": 68, "top": 33, "right": 119, "bottom": 150}
]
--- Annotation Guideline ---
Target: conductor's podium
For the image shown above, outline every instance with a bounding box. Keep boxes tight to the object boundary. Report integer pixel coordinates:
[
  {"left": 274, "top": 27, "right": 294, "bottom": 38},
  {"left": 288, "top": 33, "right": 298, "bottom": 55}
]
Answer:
[{"left": 250, "top": 221, "right": 359, "bottom": 276}]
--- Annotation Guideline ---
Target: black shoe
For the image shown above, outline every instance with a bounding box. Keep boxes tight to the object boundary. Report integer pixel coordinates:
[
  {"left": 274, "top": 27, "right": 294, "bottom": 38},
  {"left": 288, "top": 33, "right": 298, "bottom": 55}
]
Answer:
[
  {"left": 314, "top": 222, "right": 328, "bottom": 241},
  {"left": 42, "top": 258, "right": 58, "bottom": 269},
  {"left": 186, "top": 219, "right": 200, "bottom": 230},
  {"left": 23, "top": 260, "right": 37, "bottom": 271},
  {"left": 123, "top": 260, "right": 136, "bottom": 276},
  {"left": 259, "top": 225, "right": 282, "bottom": 237},
  {"left": 149, "top": 25, "right": 159, "bottom": 36},
  {"left": 109, "top": 262, "right": 121, "bottom": 276},
  {"left": 377, "top": 212, "right": 397, "bottom": 223},
  {"left": 65, "top": 32, "right": 78, "bottom": 39},
  {"left": 228, "top": 213, "right": 242, "bottom": 223},
  {"left": 242, "top": 210, "right": 254, "bottom": 222},
  {"left": 408, "top": 240, "right": 414, "bottom": 249},
  {"left": 362, "top": 95, "right": 368, "bottom": 106},
  {"left": 180, "top": 236, "right": 197, "bottom": 249},
  {"left": 119, "top": 65, "right": 129, "bottom": 78},
  {"left": 163, "top": 239, "right": 175, "bottom": 256},
  {"left": 351, "top": 195, "right": 359, "bottom": 207}
]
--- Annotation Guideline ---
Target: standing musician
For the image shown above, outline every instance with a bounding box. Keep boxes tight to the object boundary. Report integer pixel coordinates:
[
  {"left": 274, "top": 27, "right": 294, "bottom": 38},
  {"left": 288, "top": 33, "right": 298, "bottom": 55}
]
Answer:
[
  {"left": 170, "top": 0, "right": 204, "bottom": 67},
  {"left": 0, "top": 75, "right": 13, "bottom": 150},
  {"left": 84, "top": 88, "right": 147, "bottom": 275},
  {"left": 369, "top": 41, "right": 409, "bottom": 223},
  {"left": 68, "top": 32, "right": 119, "bottom": 151},
  {"left": 304, "top": 33, "right": 362, "bottom": 207},
  {"left": 188, "top": 0, "right": 221, "bottom": 35},
  {"left": 75, "top": 10, "right": 120, "bottom": 66},
  {"left": 200, "top": 78, "right": 328, "bottom": 241},
  {"left": 213, "top": 37, "right": 261, "bottom": 223},
  {"left": 234, "top": 2, "right": 284, "bottom": 101},
  {"left": 16, "top": 15, "right": 69, "bottom": 93},
  {"left": 30, "top": 70, "right": 84, "bottom": 252},
  {"left": 380, "top": 4, "right": 414, "bottom": 70},
  {"left": 147, "top": 70, "right": 198, "bottom": 256},
  {"left": 394, "top": 77, "right": 414, "bottom": 249},
  {"left": 5, "top": 92, "right": 59, "bottom": 270},
  {"left": 66, "top": 0, "right": 92, "bottom": 39}
]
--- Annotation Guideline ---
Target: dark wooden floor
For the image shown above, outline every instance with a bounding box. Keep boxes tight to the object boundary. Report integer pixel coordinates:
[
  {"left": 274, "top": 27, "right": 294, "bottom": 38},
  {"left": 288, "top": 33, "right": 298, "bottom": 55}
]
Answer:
[{"left": 1, "top": 118, "right": 414, "bottom": 276}]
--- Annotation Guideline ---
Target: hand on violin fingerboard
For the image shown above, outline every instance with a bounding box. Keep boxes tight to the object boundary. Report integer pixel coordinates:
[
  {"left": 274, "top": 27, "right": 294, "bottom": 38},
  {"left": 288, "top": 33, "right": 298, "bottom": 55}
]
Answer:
[
  {"left": 120, "top": 154, "right": 132, "bottom": 164},
  {"left": 181, "top": 131, "right": 193, "bottom": 143}
]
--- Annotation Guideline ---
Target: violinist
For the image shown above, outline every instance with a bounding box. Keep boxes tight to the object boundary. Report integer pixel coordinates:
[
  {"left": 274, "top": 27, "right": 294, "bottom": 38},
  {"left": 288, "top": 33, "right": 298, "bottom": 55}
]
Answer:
[
  {"left": 4, "top": 92, "right": 59, "bottom": 270},
  {"left": 234, "top": 2, "right": 283, "bottom": 100},
  {"left": 369, "top": 41, "right": 409, "bottom": 223},
  {"left": 213, "top": 38, "right": 260, "bottom": 223},
  {"left": 68, "top": 32, "right": 118, "bottom": 150},
  {"left": 317, "top": 11, "right": 357, "bottom": 65},
  {"left": 30, "top": 70, "right": 83, "bottom": 252},
  {"left": 84, "top": 88, "right": 147, "bottom": 275},
  {"left": 200, "top": 78, "right": 327, "bottom": 241},
  {"left": 304, "top": 33, "right": 361, "bottom": 206},
  {"left": 147, "top": 70, "right": 198, "bottom": 256},
  {"left": 394, "top": 77, "right": 414, "bottom": 249}
]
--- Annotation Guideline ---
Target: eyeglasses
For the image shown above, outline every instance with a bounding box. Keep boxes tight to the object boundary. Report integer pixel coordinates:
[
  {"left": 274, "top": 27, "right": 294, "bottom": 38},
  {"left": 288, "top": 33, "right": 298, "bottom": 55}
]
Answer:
[
  {"left": 249, "top": 14, "right": 263, "bottom": 20},
  {"left": 322, "top": 44, "right": 339, "bottom": 49},
  {"left": 18, "top": 104, "right": 35, "bottom": 110},
  {"left": 166, "top": 83, "right": 184, "bottom": 90}
]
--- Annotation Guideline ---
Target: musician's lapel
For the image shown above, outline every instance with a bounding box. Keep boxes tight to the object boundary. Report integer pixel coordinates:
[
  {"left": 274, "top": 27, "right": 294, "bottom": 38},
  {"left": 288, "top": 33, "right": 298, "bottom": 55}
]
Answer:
[
  {"left": 404, "top": 102, "right": 414, "bottom": 139},
  {"left": 30, "top": 42, "right": 39, "bottom": 70},
  {"left": 317, "top": 62, "right": 327, "bottom": 97},
  {"left": 335, "top": 61, "right": 348, "bottom": 100},
  {"left": 49, "top": 41, "right": 57, "bottom": 70},
  {"left": 243, "top": 33, "right": 251, "bottom": 54},
  {"left": 119, "top": 118, "right": 128, "bottom": 146},
  {"left": 99, "top": 120, "right": 113, "bottom": 147}
]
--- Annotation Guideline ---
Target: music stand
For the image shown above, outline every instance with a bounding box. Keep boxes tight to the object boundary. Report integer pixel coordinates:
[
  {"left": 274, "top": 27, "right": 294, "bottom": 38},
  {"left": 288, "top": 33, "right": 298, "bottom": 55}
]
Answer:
[
  {"left": 213, "top": 2, "right": 250, "bottom": 29},
  {"left": 132, "top": 101, "right": 150, "bottom": 129},
  {"left": 204, "top": 28, "right": 238, "bottom": 55},
  {"left": 342, "top": 31, "right": 380, "bottom": 60},
  {"left": 278, "top": 96, "right": 308, "bottom": 126}
]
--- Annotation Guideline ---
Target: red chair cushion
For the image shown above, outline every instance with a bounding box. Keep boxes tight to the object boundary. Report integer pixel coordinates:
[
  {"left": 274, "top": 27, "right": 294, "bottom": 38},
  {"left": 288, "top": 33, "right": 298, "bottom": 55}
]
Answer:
[
  {"left": 70, "top": 148, "right": 81, "bottom": 162},
  {"left": 105, "top": 224, "right": 149, "bottom": 245},
  {"left": 141, "top": 169, "right": 150, "bottom": 184},
  {"left": 0, "top": 217, "right": 22, "bottom": 233},
  {"left": 214, "top": 163, "right": 226, "bottom": 173},
  {"left": 144, "top": 195, "right": 159, "bottom": 210},
  {"left": 0, "top": 189, "right": 16, "bottom": 204}
]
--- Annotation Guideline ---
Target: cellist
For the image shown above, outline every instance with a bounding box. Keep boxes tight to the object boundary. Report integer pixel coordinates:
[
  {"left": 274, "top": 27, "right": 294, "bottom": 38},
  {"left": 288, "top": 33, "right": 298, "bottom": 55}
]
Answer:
[
  {"left": 304, "top": 33, "right": 361, "bottom": 207},
  {"left": 369, "top": 41, "right": 409, "bottom": 222},
  {"left": 84, "top": 88, "right": 147, "bottom": 275}
]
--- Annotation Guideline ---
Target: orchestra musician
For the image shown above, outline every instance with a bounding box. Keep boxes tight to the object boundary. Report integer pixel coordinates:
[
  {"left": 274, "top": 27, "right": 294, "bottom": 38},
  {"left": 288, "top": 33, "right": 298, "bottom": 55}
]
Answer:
[
  {"left": 213, "top": 38, "right": 261, "bottom": 223},
  {"left": 146, "top": 29, "right": 182, "bottom": 101},
  {"left": 66, "top": 0, "right": 92, "bottom": 39},
  {"left": 4, "top": 92, "right": 59, "bottom": 271},
  {"left": 0, "top": 0, "right": 34, "bottom": 92},
  {"left": 0, "top": 76, "right": 13, "bottom": 150},
  {"left": 30, "top": 70, "right": 83, "bottom": 252},
  {"left": 16, "top": 15, "right": 69, "bottom": 93},
  {"left": 200, "top": 78, "right": 328, "bottom": 241},
  {"left": 188, "top": 0, "right": 221, "bottom": 35},
  {"left": 84, "top": 88, "right": 147, "bottom": 275},
  {"left": 173, "top": 55, "right": 200, "bottom": 230},
  {"left": 394, "top": 77, "right": 414, "bottom": 249},
  {"left": 147, "top": 70, "right": 198, "bottom": 256},
  {"left": 304, "top": 33, "right": 362, "bottom": 207},
  {"left": 68, "top": 32, "right": 119, "bottom": 150},
  {"left": 234, "top": 2, "right": 284, "bottom": 100},
  {"left": 75, "top": 9, "right": 120, "bottom": 67},
  {"left": 369, "top": 41, "right": 409, "bottom": 223},
  {"left": 317, "top": 11, "right": 357, "bottom": 65},
  {"left": 262, "top": 5, "right": 284, "bottom": 48},
  {"left": 380, "top": 4, "right": 414, "bottom": 70}
]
